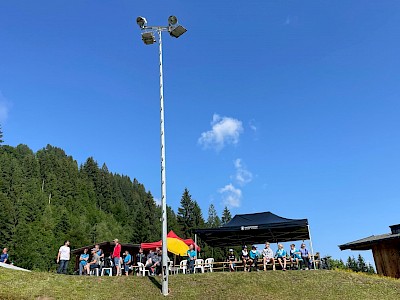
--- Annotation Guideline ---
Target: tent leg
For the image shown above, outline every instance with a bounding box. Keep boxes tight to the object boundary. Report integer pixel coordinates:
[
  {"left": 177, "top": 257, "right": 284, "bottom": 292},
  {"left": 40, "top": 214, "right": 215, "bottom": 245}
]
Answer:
[{"left": 308, "top": 225, "right": 317, "bottom": 270}]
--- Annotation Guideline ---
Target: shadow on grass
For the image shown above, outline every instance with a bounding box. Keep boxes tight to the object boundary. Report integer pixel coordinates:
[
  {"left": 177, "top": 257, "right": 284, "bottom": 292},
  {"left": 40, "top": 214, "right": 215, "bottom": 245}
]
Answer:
[{"left": 147, "top": 276, "right": 162, "bottom": 291}]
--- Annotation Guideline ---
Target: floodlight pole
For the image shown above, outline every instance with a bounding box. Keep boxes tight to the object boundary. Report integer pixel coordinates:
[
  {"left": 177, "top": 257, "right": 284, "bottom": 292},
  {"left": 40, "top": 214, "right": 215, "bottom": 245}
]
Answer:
[
  {"left": 158, "top": 28, "right": 169, "bottom": 296},
  {"left": 137, "top": 17, "right": 186, "bottom": 296}
]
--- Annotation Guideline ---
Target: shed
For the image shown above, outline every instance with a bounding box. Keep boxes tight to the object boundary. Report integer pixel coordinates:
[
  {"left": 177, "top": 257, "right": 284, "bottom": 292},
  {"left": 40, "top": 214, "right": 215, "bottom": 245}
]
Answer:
[{"left": 338, "top": 224, "right": 400, "bottom": 278}]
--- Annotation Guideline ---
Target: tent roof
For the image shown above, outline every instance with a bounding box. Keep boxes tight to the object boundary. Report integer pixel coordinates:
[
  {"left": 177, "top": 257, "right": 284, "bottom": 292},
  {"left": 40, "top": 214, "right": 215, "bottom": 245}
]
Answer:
[
  {"left": 195, "top": 211, "right": 309, "bottom": 247},
  {"left": 141, "top": 230, "right": 201, "bottom": 252}
]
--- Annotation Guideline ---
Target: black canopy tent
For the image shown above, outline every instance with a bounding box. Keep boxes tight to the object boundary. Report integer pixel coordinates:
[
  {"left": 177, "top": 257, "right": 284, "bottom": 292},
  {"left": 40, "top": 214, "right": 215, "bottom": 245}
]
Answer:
[{"left": 194, "top": 211, "right": 310, "bottom": 247}]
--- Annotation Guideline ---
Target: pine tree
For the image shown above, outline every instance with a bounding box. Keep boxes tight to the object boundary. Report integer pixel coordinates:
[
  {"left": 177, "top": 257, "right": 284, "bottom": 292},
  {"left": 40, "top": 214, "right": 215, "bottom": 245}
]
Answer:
[
  {"left": 207, "top": 204, "right": 221, "bottom": 228},
  {"left": 177, "top": 188, "right": 195, "bottom": 238},
  {"left": 221, "top": 206, "right": 232, "bottom": 225}
]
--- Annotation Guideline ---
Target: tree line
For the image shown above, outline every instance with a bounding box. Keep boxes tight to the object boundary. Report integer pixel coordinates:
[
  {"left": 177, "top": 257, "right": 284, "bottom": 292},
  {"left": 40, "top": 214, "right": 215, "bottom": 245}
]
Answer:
[{"left": 0, "top": 132, "right": 231, "bottom": 271}]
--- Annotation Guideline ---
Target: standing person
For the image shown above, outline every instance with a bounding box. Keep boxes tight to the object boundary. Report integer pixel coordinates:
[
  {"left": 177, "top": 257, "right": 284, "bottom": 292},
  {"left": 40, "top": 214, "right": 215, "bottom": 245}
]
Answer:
[
  {"left": 0, "top": 248, "right": 9, "bottom": 263},
  {"left": 95, "top": 244, "right": 104, "bottom": 274},
  {"left": 299, "top": 243, "right": 311, "bottom": 270},
  {"left": 57, "top": 240, "right": 70, "bottom": 274},
  {"left": 79, "top": 248, "right": 89, "bottom": 275},
  {"left": 275, "top": 243, "right": 287, "bottom": 271},
  {"left": 123, "top": 250, "right": 132, "bottom": 276},
  {"left": 262, "top": 242, "right": 276, "bottom": 271},
  {"left": 226, "top": 249, "right": 236, "bottom": 272},
  {"left": 241, "top": 245, "right": 250, "bottom": 272},
  {"left": 186, "top": 244, "right": 197, "bottom": 274},
  {"left": 112, "top": 238, "right": 122, "bottom": 276}
]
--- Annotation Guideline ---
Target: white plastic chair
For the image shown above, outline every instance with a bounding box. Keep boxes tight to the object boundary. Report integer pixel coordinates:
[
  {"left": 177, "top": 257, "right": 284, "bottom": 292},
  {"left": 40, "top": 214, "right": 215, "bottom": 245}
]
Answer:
[
  {"left": 177, "top": 260, "right": 187, "bottom": 274},
  {"left": 90, "top": 267, "right": 99, "bottom": 276},
  {"left": 101, "top": 267, "right": 112, "bottom": 276},
  {"left": 204, "top": 258, "right": 214, "bottom": 272},
  {"left": 137, "top": 262, "right": 150, "bottom": 276},
  {"left": 194, "top": 259, "right": 204, "bottom": 273}
]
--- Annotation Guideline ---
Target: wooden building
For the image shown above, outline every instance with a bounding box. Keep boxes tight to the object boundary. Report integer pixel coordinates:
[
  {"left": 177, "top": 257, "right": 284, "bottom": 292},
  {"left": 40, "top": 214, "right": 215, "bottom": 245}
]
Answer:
[{"left": 339, "top": 224, "right": 400, "bottom": 278}]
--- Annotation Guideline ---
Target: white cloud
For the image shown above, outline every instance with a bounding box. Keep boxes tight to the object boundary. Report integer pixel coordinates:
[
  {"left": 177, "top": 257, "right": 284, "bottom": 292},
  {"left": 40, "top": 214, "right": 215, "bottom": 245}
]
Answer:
[
  {"left": 218, "top": 183, "right": 242, "bottom": 208},
  {"left": 0, "top": 91, "right": 10, "bottom": 123},
  {"left": 234, "top": 158, "right": 253, "bottom": 186},
  {"left": 198, "top": 114, "right": 243, "bottom": 151}
]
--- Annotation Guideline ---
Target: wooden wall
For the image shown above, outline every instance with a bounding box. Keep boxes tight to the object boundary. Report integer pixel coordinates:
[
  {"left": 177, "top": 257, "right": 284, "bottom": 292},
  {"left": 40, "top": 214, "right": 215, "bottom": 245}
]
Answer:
[{"left": 372, "top": 240, "right": 400, "bottom": 279}]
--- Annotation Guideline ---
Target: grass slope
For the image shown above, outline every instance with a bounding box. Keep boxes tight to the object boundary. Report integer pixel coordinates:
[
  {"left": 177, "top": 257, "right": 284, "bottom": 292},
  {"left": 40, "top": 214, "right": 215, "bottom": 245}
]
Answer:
[{"left": 0, "top": 268, "right": 399, "bottom": 300}]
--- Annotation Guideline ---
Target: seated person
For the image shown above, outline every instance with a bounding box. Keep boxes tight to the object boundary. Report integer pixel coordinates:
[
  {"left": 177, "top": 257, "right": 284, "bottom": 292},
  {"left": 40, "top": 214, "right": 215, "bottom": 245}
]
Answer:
[
  {"left": 79, "top": 248, "right": 89, "bottom": 275},
  {"left": 299, "top": 243, "right": 311, "bottom": 270},
  {"left": 248, "top": 245, "right": 259, "bottom": 272},
  {"left": 275, "top": 244, "right": 287, "bottom": 271},
  {"left": 85, "top": 248, "right": 100, "bottom": 275},
  {"left": 241, "top": 245, "right": 250, "bottom": 272},
  {"left": 186, "top": 244, "right": 197, "bottom": 274},
  {"left": 289, "top": 244, "right": 303, "bottom": 270},
  {"left": 136, "top": 248, "right": 147, "bottom": 265},
  {"left": 123, "top": 250, "right": 132, "bottom": 276},
  {"left": 145, "top": 248, "right": 161, "bottom": 275},
  {"left": 262, "top": 242, "right": 275, "bottom": 271},
  {"left": 226, "top": 249, "right": 236, "bottom": 272},
  {"left": 0, "top": 248, "right": 9, "bottom": 264}
]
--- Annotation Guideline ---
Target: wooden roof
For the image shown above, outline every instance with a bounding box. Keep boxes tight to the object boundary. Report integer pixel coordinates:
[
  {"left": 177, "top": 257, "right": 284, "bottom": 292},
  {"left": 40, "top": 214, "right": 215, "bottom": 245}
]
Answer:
[{"left": 338, "top": 232, "right": 400, "bottom": 251}]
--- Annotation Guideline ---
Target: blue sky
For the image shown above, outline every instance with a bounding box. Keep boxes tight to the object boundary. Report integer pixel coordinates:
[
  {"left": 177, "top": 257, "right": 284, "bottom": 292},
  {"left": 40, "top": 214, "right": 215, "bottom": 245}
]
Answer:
[{"left": 1, "top": 1, "right": 400, "bottom": 264}]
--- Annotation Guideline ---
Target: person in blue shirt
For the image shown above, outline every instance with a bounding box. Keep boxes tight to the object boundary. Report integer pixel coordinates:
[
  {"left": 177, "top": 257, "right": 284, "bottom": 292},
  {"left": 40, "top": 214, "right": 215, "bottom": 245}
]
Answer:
[
  {"left": 0, "top": 248, "right": 9, "bottom": 264},
  {"left": 186, "top": 244, "right": 197, "bottom": 274},
  {"left": 123, "top": 250, "right": 132, "bottom": 276},
  {"left": 248, "top": 245, "right": 260, "bottom": 272},
  {"left": 275, "top": 244, "right": 287, "bottom": 271},
  {"left": 289, "top": 244, "right": 303, "bottom": 270},
  {"left": 79, "top": 248, "right": 89, "bottom": 275}
]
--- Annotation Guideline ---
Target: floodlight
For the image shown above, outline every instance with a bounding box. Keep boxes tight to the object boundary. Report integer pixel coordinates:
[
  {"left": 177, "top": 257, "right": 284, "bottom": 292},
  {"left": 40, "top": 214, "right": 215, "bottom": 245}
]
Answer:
[
  {"left": 168, "top": 16, "right": 178, "bottom": 26},
  {"left": 136, "top": 16, "right": 147, "bottom": 28},
  {"left": 169, "top": 25, "right": 187, "bottom": 38},
  {"left": 141, "top": 32, "right": 156, "bottom": 45}
]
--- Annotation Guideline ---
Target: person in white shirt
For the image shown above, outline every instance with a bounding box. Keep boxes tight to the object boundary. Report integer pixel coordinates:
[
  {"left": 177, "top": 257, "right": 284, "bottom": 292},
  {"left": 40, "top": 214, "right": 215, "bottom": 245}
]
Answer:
[
  {"left": 57, "top": 240, "right": 70, "bottom": 274},
  {"left": 262, "top": 242, "right": 276, "bottom": 271}
]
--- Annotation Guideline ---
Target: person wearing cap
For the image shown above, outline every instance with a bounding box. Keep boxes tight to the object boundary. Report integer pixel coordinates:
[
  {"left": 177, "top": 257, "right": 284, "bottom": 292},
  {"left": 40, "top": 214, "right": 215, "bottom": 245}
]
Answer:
[
  {"left": 275, "top": 244, "right": 287, "bottom": 271},
  {"left": 226, "top": 249, "right": 236, "bottom": 272},
  {"left": 241, "top": 245, "right": 250, "bottom": 272},
  {"left": 112, "top": 238, "right": 121, "bottom": 276},
  {"left": 262, "top": 242, "right": 276, "bottom": 271},
  {"left": 248, "top": 245, "right": 259, "bottom": 272},
  {"left": 85, "top": 248, "right": 100, "bottom": 275}
]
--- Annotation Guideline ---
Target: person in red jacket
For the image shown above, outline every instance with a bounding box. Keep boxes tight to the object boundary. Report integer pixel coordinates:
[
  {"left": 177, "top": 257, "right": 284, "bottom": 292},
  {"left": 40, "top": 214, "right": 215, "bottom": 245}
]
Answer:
[{"left": 112, "top": 238, "right": 122, "bottom": 276}]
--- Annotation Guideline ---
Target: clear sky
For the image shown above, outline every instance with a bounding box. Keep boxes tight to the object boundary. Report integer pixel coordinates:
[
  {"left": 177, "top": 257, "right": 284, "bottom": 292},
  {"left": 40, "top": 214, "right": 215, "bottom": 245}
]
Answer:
[{"left": 1, "top": 1, "right": 400, "bottom": 265}]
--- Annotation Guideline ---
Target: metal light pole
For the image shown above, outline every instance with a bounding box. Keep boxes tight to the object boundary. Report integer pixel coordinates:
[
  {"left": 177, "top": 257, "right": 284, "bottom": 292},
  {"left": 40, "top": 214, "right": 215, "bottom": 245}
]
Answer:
[{"left": 136, "top": 16, "right": 187, "bottom": 296}]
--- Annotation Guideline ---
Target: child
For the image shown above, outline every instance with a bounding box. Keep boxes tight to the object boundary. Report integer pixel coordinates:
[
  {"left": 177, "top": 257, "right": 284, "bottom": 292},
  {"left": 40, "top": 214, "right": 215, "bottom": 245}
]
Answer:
[{"left": 275, "top": 244, "right": 287, "bottom": 271}]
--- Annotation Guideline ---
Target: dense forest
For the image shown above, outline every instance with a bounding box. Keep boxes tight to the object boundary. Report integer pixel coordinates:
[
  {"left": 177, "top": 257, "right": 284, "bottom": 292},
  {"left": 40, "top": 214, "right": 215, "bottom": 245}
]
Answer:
[{"left": 0, "top": 126, "right": 232, "bottom": 271}]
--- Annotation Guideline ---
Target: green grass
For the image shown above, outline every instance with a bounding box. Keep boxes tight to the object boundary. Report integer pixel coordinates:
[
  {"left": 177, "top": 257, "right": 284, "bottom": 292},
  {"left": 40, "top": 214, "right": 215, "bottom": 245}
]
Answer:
[{"left": 0, "top": 268, "right": 399, "bottom": 300}]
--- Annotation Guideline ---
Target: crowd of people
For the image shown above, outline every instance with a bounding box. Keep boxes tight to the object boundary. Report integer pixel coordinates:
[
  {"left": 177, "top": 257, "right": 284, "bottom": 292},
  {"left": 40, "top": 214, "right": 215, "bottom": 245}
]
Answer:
[
  {"left": 227, "top": 242, "right": 313, "bottom": 272},
  {"left": 52, "top": 238, "right": 313, "bottom": 276}
]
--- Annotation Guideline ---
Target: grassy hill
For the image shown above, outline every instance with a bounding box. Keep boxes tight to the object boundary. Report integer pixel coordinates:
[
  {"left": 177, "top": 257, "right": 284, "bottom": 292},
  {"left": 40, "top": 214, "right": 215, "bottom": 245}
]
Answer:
[{"left": 0, "top": 268, "right": 399, "bottom": 300}]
